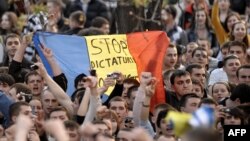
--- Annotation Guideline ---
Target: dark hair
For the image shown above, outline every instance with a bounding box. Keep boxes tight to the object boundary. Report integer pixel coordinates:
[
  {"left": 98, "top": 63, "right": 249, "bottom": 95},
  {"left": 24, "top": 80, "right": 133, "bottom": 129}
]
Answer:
[
  {"left": 4, "top": 33, "right": 21, "bottom": 46},
  {"left": 222, "top": 55, "right": 240, "bottom": 67},
  {"left": 49, "top": 106, "right": 71, "bottom": 120},
  {"left": 221, "top": 107, "right": 246, "bottom": 126},
  {"left": 236, "top": 65, "right": 250, "bottom": 78},
  {"left": 127, "top": 85, "right": 138, "bottom": 99},
  {"left": 192, "top": 79, "right": 204, "bottom": 93},
  {"left": 24, "top": 71, "right": 42, "bottom": 84},
  {"left": 71, "top": 88, "right": 85, "bottom": 103},
  {"left": 228, "top": 40, "right": 247, "bottom": 53},
  {"left": 108, "top": 96, "right": 128, "bottom": 109},
  {"left": 191, "top": 47, "right": 207, "bottom": 58},
  {"left": 69, "top": 10, "right": 86, "bottom": 26},
  {"left": 179, "top": 93, "right": 200, "bottom": 108},
  {"left": 164, "top": 5, "right": 177, "bottom": 19},
  {"left": 220, "top": 41, "right": 231, "bottom": 51},
  {"left": 170, "top": 70, "right": 190, "bottom": 85},
  {"left": 199, "top": 98, "right": 218, "bottom": 107},
  {"left": 156, "top": 109, "right": 168, "bottom": 128},
  {"left": 10, "top": 83, "right": 31, "bottom": 94},
  {"left": 64, "top": 120, "right": 79, "bottom": 129},
  {"left": 230, "top": 83, "right": 250, "bottom": 104},
  {"left": 0, "top": 73, "right": 15, "bottom": 86},
  {"left": 123, "top": 78, "right": 140, "bottom": 87},
  {"left": 91, "top": 16, "right": 109, "bottom": 28},
  {"left": 78, "top": 27, "right": 105, "bottom": 36},
  {"left": 9, "top": 101, "right": 30, "bottom": 123},
  {"left": 186, "top": 64, "right": 203, "bottom": 74},
  {"left": 224, "top": 12, "right": 241, "bottom": 33},
  {"left": 74, "top": 73, "right": 87, "bottom": 89}
]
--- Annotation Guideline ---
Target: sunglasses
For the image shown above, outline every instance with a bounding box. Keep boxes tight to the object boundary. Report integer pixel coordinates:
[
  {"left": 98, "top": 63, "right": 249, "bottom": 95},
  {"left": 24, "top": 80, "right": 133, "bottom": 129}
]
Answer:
[{"left": 7, "top": 41, "right": 19, "bottom": 46}]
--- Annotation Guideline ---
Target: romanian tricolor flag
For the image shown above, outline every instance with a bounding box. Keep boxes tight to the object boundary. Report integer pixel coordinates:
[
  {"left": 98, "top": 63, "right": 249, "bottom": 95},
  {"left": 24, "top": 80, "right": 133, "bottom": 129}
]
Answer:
[{"left": 33, "top": 31, "right": 169, "bottom": 109}]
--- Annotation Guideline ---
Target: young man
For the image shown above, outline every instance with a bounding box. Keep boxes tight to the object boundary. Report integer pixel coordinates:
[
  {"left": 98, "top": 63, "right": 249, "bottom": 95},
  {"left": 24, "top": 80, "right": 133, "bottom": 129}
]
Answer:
[
  {"left": 91, "top": 16, "right": 110, "bottom": 34},
  {"left": 179, "top": 93, "right": 201, "bottom": 113},
  {"left": 186, "top": 64, "right": 206, "bottom": 87},
  {"left": 228, "top": 41, "right": 247, "bottom": 65},
  {"left": 161, "top": 5, "right": 188, "bottom": 45},
  {"left": 162, "top": 43, "right": 178, "bottom": 72},
  {"left": 223, "top": 55, "right": 241, "bottom": 85},
  {"left": 166, "top": 70, "right": 193, "bottom": 109},
  {"left": 108, "top": 96, "right": 128, "bottom": 126},
  {"left": 236, "top": 65, "right": 250, "bottom": 85},
  {"left": 25, "top": 71, "right": 44, "bottom": 99},
  {"left": 0, "top": 73, "right": 15, "bottom": 94},
  {"left": 184, "top": 42, "right": 199, "bottom": 65},
  {"left": 191, "top": 47, "right": 208, "bottom": 69}
]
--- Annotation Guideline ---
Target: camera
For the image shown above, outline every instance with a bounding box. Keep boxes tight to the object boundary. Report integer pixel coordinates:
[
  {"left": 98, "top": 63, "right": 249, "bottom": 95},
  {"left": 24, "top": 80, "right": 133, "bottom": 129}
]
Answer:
[
  {"left": 107, "top": 73, "right": 120, "bottom": 79},
  {"left": 30, "top": 64, "right": 39, "bottom": 70},
  {"left": 18, "top": 92, "right": 32, "bottom": 102}
]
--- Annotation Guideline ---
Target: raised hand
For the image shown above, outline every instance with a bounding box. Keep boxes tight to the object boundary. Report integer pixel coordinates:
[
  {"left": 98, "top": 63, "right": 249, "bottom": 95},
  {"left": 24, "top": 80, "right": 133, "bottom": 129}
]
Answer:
[
  {"left": 140, "top": 72, "right": 152, "bottom": 88},
  {"left": 145, "top": 77, "right": 157, "bottom": 98}
]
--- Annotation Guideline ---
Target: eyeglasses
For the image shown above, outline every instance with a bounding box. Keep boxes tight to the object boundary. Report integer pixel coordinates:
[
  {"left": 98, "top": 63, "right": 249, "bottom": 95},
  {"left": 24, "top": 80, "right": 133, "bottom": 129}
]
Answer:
[{"left": 7, "top": 41, "right": 19, "bottom": 46}]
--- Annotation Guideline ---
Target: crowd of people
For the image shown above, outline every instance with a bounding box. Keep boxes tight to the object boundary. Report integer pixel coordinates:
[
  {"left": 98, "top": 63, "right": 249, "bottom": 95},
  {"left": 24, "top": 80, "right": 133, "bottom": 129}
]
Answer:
[{"left": 0, "top": 0, "right": 250, "bottom": 141}]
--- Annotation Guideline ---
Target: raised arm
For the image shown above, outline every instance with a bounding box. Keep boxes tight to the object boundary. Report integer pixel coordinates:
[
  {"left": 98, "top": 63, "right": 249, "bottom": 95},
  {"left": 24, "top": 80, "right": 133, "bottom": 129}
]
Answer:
[
  {"left": 35, "top": 62, "right": 74, "bottom": 116},
  {"left": 42, "top": 46, "right": 67, "bottom": 91},
  {"left": 83, "top": 76, "right": 102, "bottom": 125},
  {"left": 211, "top": 0, "right": 227, "bottom": 45},
  {"left": 132, "top": 72, "right": 151, "bottom": 126}
]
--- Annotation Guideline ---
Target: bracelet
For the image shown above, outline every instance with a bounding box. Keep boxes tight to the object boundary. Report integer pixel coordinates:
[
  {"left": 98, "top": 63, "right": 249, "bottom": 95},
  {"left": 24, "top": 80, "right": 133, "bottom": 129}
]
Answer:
[{"left": 142, "top": 102, "right": 150, "bottom": 107}]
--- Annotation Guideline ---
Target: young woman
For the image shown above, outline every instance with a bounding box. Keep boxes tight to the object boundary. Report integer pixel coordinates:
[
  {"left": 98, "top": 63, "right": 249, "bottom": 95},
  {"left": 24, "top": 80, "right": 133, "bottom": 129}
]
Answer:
[
  {"left": 229, "top": 21, "right": 250, "bottom": 47},
  {"left": 0, "top": 12, "right": 20, "bottom": 35},
  {"left": 212, "top": 0, "right": 241, "bottom": 46},
  {"left": 212, "top": 82, "right": 230, "bottom": 103},
  {"left": 187, "top": 8, "right": 218, "bottom": 48}
]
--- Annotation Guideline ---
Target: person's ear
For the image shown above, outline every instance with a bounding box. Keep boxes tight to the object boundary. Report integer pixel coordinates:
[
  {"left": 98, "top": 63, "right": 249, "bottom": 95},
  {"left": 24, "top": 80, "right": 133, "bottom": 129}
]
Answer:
[
  {"left": 12, "top": 116, "right": 17, "bottom": 123},
  {"left": 235, "top": 98, "right": 241, "bottom": 105}
]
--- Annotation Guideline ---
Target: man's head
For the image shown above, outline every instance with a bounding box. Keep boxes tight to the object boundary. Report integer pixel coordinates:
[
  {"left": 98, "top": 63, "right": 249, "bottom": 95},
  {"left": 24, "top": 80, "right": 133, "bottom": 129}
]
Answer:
[
  {"left": 236, "top": 65, "right": 250, "bottom": 85},
  {"left": 91, "top": 17, "right": 110, "bottom": 34},
  {"left": 229, "top": 84, "right": 250, "bottom": 107},
  {"left": 25, "top": 71, "right": 44, "bottom": 97},
  {"left": 161, "top": 5, "right": 177, "bottom": 23},
  {"left": 228, "top": 41, "right": 247, "bottom": 64},
  {"left": 64, "top": 120, "right": 80, "bottom": 141},
  {"left": 180, "top": 93, "right": 201, "bottom": 113},
  {"left": 197, "top": 38, "right": 211, "bottom": 55},
  {"left": 0, "top": 73, "right": 15, "bottom": 94},
  {"left": 221, "top": 107, "right": 245, "bottom": 125},
  {"left": 74, "top": 73, "right": 87, "bottom": 89},
  {"left": 220, "top": 41, "right": 231, "bottom": 59},
  {"left": 108, "top": 96, "right": 128, "bottom": 123},
  {"left": 9, "top": 102, "right": 32, "bottom": 123},
  {"left": 185, "top": 42, "right": 199, "bottom": 64},
  {"left": 223, "top": 55, "right": 241, "bottom": 77},
  {"left": 69, "top": 10, "right": 86, "bottom": 29},
  {"left": 127, "top": 85, "right": 138, "bottom": 110},
  {"left": 191, "top": 47, "right": 208, "bottom": 68},
  {"left": 186, "top": 64, "right": 206, "bottom": 86},
  {"left": 122, "top": 78, "right": 139, "bottom": 99},
  {"left": 46, "top": 0, "right": 64, "bottom": 16},
  {"left": 163, "top": 43, "right": 178, "bottom": 70},
  {"left": 170, "top": 70, "right": 193, "bottom": 98},
  {"left": 199, "top": 98, "right": 218, "bottom": 110},
  {"left": 49, "top": 107, "right": 70, "bottom": 122},
  {"left": 156, "top": 109, "right": 175, "bottom": 136},
  {"left": 4, "top": 33, "right": 21, "bottom": 58},
  {"left": 41, "top": 88, "right": 59, "bottom": 115}
]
